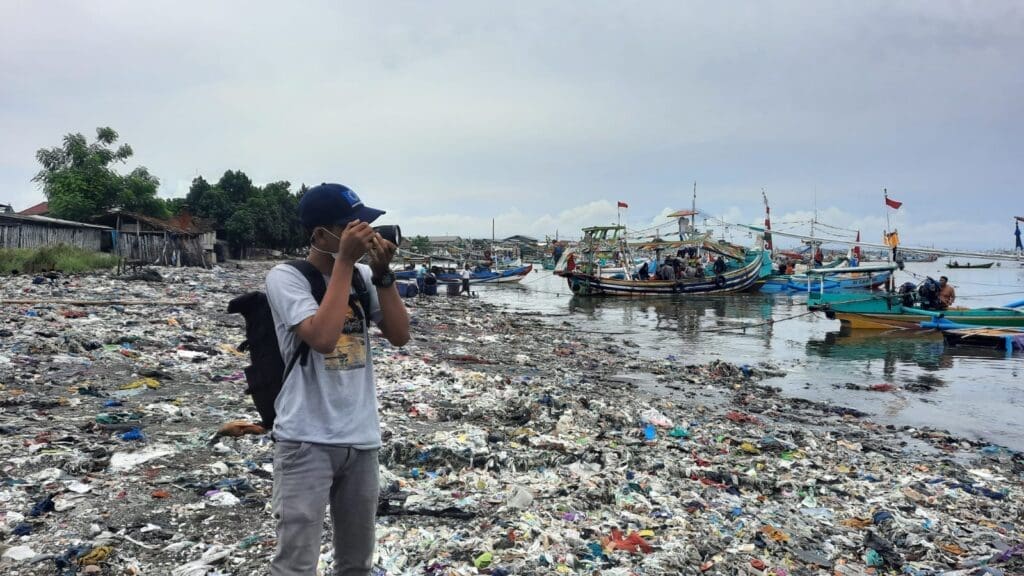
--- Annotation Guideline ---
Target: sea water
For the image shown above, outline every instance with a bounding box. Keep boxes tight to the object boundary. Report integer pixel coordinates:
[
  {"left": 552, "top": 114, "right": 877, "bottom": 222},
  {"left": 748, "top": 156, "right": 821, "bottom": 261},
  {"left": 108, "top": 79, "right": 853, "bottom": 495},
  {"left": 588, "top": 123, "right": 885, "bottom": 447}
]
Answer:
[{"left": 474, "top": 261, "right": 1024, "bottom": 450}]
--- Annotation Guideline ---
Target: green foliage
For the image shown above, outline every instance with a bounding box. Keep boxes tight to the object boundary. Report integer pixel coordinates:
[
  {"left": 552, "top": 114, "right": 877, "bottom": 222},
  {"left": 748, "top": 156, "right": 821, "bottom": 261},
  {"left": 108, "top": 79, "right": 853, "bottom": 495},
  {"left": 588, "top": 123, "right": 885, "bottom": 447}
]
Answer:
[
  {"left": 410, "top": 235, "right": 432, "bottom": 254},
  {"left": 34, "top": 127, "right": 167, "bottom": 221},
  {"left": 178, "top": 171, "right": 305, "bottom": 251},
  {"left": 0, "top": 244, "right": 119, "bottom": 274}
]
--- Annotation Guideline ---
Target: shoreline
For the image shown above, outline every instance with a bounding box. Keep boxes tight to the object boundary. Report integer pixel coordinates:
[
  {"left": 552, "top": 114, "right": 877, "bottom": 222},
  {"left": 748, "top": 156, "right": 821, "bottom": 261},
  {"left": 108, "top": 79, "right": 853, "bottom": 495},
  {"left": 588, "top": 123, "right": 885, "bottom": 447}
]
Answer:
[{"left": 0, "top": 262, "right": 1021, "bottom": 575}]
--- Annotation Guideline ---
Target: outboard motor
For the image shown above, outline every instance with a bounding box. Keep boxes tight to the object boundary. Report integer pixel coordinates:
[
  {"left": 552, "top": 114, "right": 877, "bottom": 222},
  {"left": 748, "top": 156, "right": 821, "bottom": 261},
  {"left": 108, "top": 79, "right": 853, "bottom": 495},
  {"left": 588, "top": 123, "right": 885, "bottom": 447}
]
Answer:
[
  {"left": 898, "top": 282, "right": 917, "bottom": 307},
  {"left": 917, "top": 277, "right": 941, "bottom": 310}
]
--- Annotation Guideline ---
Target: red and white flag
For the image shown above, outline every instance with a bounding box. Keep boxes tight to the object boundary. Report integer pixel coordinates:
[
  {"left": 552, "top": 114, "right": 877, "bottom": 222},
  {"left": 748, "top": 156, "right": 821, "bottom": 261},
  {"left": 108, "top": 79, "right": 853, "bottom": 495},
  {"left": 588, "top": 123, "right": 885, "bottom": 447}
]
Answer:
[
  {"left": 885, "top": 195, "right": 902, "bottom": 210},
  {"left": 617, "top": 201, "right": 629, "bottom": 208}
]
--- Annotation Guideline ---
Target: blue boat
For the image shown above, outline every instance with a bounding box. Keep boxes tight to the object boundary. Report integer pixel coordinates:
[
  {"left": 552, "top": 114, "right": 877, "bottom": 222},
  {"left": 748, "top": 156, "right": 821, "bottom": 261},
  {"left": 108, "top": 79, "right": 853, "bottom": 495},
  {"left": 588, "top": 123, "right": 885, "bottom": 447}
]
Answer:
[
  {"left": 757, "top": 267, "right": 891, "bottom": 294},
  {"left": 397, "top": 264, "right": 533, "bottom": 284}
]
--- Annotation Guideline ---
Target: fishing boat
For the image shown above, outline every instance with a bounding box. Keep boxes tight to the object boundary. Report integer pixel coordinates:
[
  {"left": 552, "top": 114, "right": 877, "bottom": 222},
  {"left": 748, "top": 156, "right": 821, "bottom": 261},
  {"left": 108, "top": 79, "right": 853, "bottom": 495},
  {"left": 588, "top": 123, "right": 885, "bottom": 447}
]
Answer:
[
  {"left": 926, "top": 323, "right": 1024, "bottom": 353},
  {"left": 565, "top": 248, "right": 766, "bottom": 296},
  {"left": 807, "top": 267, "right": 1024, "bottom": 329},
  {"left": 394, "top": 262, "right": 532, "bottom": 284},
  {"left": 754, "top": 191, "right": 889, "bottom": 293},
  {"left": 553, "top": 225, "right": 630, "bottom": 278},
  {"left": 946, "top": 261, "right": 994, "bottom": 269},
  {"left": 435, "top": 264, "right": 533, "bottom": 285},
  {"left": 756, "top": 260, "right": 891, "bottom": 293}
]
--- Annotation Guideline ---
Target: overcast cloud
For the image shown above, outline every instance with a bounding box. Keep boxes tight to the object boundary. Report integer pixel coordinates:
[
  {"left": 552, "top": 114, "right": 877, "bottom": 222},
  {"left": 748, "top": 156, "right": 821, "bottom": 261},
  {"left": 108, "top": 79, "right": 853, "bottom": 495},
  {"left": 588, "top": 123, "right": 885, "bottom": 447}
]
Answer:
[{"left": 2, "top": 0, "right": 1021, "bottom": 249}]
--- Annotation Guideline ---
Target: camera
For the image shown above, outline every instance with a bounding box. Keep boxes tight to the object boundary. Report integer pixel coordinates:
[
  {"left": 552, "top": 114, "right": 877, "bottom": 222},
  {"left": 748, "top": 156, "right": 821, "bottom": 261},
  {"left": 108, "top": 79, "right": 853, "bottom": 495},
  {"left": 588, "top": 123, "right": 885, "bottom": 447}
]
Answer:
[{"left": 373, "top": 225, "right": 402, "bottom": 247}]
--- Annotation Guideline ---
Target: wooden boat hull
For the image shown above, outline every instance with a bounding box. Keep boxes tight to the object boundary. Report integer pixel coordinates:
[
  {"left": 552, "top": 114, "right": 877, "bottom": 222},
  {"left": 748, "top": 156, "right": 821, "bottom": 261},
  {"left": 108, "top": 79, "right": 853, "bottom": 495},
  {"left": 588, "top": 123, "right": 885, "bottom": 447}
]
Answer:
[
  {"left": 946, "top": 262, "right": 994, "bottom": 269},
  {"left": 832, "top": 311, "right": 1024, "bottom": 330},
  {"left": 565, "top": 252, "right": 764, "bottom": 297},
  {"left": 941, "top": 327, "right": 1024, "bottom": 353},
  {"left": 400, "top": 264, "right": 533, "bottom": 285}
]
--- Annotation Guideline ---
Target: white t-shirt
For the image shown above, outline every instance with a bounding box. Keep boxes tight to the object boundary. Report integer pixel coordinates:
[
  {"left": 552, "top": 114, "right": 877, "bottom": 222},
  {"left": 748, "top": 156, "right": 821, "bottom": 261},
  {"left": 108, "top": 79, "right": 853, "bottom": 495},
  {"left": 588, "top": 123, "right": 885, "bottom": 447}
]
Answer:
[{"left": 264, "top": 263, "right": 383, "bottom": 447}]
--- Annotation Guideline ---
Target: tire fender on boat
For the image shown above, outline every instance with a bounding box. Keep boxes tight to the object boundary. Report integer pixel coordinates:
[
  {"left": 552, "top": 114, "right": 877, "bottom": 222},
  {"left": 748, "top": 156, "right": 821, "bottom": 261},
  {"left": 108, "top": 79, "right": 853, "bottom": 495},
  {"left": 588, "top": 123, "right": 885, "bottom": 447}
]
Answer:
[{"left": 715, "top": 275, "right": 726, "bottom": 288}]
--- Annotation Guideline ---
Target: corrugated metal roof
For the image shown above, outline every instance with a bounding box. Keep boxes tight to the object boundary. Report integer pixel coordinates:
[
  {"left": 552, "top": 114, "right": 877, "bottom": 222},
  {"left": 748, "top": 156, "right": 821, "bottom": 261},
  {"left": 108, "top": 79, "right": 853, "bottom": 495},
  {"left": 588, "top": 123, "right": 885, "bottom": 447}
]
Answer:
[{"left": 0, "top": 213, "right": 111, "bottom": 230}]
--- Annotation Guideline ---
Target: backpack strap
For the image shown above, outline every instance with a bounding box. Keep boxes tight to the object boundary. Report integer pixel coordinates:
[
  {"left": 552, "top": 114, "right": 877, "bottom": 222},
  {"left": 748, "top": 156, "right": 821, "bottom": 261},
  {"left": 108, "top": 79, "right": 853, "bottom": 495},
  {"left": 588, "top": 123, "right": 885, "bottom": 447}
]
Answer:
[
  {"left": 350, "top": 266, "right": 373, "bottom": 324},
  {"left": 283, "top": 260, "right": 328, "bottom": 372},
  {"left": 280, "top": 260, "right": 374, "bottom": 376},
  {"left": 286, "top": 260, "right": 327, "bottom": 303}
]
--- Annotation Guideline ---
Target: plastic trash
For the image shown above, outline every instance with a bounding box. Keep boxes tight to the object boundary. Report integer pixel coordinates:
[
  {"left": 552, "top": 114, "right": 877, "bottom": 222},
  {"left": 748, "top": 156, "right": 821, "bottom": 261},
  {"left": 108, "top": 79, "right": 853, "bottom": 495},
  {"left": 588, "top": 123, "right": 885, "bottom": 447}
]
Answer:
[{"left": 1, "top": 262, "right": 1022, "bottom": 575}]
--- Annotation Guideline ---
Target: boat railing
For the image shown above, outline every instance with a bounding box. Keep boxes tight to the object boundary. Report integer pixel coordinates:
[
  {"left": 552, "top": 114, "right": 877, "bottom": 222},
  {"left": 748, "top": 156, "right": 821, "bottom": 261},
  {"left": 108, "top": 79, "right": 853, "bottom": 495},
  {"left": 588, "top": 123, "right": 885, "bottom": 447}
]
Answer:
[{"left": 804, "top": 264, "right": 898, "bottom": 297}]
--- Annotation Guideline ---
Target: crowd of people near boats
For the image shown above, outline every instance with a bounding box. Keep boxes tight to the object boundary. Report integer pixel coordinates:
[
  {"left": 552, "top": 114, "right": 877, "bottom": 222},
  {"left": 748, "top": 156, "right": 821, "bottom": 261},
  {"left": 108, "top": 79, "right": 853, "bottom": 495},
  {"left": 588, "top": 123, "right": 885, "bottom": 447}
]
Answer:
[{"left": 636, "top": 249, "right": 725, "bottom": 281}]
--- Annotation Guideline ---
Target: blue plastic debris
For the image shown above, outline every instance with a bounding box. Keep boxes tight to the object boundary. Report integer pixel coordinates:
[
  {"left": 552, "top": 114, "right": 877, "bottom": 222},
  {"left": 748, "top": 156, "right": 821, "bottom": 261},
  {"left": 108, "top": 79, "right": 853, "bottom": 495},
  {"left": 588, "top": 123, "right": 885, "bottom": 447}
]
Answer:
[{"left": 120, "top": 428, "right": 145, "bottom": 441}]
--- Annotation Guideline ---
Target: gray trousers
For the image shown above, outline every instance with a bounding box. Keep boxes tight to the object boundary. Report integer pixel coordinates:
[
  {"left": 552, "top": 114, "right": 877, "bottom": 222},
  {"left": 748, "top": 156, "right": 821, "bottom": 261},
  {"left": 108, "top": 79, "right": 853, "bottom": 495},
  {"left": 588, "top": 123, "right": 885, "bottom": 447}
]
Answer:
[{"left": 271, "top": 441, "right": 379, "bottom": 576}]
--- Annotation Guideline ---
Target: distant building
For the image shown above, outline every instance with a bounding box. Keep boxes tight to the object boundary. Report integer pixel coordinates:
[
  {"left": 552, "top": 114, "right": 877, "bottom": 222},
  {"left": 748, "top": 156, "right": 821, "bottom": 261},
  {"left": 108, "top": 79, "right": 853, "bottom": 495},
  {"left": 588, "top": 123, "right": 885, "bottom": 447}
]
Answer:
[
  {"left": 502, "top": 235, "right": 541, "bottom": 260},
  {"left": 0, "top": 212, "right": 110, "bottom": 251},
  {"left": 18, "top": 201, "right": 50, "bottom": 216},
  {"left": 427, "top": 235, "right": 462, "bottom": 245},
  {"left": 502, "top": 235, "right": 539, "bottom": 245},
  {"left": 91, "top": 211, "right": 214, "bottom": 267}
]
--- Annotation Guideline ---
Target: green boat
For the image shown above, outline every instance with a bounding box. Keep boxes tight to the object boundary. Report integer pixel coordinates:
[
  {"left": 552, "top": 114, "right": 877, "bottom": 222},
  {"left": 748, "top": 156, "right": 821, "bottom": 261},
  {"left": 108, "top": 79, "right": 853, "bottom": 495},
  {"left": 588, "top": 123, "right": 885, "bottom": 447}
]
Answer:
[{"left": 808, "top": 286, "right": 1024, "bottom": 330}]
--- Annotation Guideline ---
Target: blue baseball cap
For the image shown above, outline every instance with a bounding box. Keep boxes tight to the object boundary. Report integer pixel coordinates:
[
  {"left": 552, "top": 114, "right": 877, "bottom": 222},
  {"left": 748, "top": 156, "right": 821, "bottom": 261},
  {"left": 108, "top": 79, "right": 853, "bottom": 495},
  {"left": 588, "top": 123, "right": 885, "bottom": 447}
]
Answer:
[{"left": 298, "top": 183, "right": 385, "bottom": 228}]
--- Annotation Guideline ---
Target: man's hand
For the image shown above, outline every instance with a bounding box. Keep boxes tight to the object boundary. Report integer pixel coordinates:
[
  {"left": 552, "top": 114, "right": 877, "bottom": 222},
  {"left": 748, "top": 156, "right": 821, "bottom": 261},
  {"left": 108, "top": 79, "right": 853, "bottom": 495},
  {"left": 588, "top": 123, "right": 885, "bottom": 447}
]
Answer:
[
  {"left": 368, "top": 234, "right": 397, "bottom": 277},
  {"left": 338, "top": 221, "right": 375, "bottom": 265}
]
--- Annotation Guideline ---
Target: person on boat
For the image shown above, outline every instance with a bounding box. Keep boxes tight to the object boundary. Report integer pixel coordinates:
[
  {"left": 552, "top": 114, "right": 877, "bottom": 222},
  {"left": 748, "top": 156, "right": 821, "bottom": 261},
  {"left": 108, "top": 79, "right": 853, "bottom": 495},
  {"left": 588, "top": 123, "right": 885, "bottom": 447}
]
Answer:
[
  {"left": 637, "top": 261, "right": 650, "bottom": 280},
  {"left": 672, "top": 258, "right": 684, "bottom": 278},
  {"left": 566, "top": 253, "right": 576, "bottom": 273},
  {"left": 813, "top": 248, "right": 824, "bottom": 267},
  {"left": 461, "top": 265, "right": 472, "bottom": 295},
  {"left": 785, "top": 260, "right": 795, "bottom": 275},
  {"left": 657, "top": 261, "right": 676, "bottom": 281},
  {"left": 713, "top": 256, "right": 727, "bottom": 276},
  {"left": 694, "top": 265, "right": 705, "bottom": 279},
  {"left": 938, "top": 276, "right": 956, "bottom": 309}
]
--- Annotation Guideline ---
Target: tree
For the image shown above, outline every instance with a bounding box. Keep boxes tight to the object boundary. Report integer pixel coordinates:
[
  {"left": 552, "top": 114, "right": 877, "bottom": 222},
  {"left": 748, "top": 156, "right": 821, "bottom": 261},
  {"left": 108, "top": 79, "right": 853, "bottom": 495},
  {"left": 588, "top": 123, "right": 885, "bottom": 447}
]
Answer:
[
  {"left": 185, "top": 176, "right": 211, "bottom": 209},
  {"left": 119, "top": 167, "right": 168, "bottom": 218},
  {"left": 217, "top": 170, "right": 254, "bottom": 205},
  {"left": 171, "top": 172, "right": 309, "bottom": 252},
  {"left": 410, "top": 235, "right": 432, "bottom": 254},
  {"left": 225, "top": 205, "right": 258, "bottom": 253},
  {"left": 33, "top": 127, "right": 165, "bottom": 220}
]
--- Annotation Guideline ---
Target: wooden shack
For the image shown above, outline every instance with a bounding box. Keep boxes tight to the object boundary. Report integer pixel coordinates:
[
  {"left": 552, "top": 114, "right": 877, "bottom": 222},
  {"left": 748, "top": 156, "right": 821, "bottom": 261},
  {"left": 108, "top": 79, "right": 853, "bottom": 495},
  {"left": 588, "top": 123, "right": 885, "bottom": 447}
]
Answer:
[
  {"left": 0, "top": 212, "right": 110, "bottom": 251},
  {"left": 92, "top": 211, "right": 213, "bottom": 267}
]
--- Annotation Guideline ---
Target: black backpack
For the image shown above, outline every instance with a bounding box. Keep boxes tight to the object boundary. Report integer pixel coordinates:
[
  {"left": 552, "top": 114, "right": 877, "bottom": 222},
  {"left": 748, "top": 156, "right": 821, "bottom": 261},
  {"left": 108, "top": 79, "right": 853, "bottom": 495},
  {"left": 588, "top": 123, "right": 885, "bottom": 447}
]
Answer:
[{"left": 227, "top": 260, "right": 371, "bottom": 429}]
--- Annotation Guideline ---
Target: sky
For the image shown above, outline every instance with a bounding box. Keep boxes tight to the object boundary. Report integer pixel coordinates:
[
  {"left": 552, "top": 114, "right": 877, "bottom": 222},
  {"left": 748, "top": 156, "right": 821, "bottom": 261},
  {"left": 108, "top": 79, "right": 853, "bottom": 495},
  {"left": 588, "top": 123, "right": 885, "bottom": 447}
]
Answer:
[{"left": 1, "top": 1, "right": 1022, "bottom": 250}]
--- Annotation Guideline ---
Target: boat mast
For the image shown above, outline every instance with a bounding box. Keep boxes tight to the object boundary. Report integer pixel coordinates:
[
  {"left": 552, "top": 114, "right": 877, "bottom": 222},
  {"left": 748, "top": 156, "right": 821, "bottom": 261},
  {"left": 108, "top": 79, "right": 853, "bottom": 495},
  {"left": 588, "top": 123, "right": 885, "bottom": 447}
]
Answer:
[
  {"left": 762, "top": 188, "right": 772, "bottom": 254},
  {"left": 884, "top": 188, "right": 892, "bottom": 263},
  {"left": 693, "top": 181, "right": 700, "bottom": 261}
]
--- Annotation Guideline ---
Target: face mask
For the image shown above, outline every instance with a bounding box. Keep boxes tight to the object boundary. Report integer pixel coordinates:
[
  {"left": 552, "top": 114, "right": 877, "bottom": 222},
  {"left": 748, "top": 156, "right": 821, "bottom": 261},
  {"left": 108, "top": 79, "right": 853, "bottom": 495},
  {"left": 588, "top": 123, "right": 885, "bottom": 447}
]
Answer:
[{"left": 311, "top": 228, "right": 342, "bottom": 260}]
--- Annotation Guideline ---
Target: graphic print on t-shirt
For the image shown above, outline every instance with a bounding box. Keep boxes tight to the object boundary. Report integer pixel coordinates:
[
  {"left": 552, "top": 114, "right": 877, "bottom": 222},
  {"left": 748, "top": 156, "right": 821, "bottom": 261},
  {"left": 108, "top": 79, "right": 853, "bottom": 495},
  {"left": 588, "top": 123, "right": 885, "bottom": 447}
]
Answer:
[{"left": 324, "top": 301, "right": 367, "bottom": 371}]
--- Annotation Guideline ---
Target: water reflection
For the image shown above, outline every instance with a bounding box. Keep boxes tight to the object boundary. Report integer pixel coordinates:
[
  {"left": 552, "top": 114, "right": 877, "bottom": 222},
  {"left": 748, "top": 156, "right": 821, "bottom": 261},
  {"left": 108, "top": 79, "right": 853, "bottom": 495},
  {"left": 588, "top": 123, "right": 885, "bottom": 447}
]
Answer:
[{"left": 806, "top": 329, "right": 950, "bottom": 375}]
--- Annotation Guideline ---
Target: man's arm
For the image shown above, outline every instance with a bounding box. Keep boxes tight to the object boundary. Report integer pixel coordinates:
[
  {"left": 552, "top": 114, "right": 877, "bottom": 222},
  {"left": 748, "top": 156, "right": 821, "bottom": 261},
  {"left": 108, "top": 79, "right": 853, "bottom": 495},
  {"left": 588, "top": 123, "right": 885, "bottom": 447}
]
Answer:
[
  {"left": 368, "top": 235, "right": 410, "bottom": 347},
  {"left": 293, "top": 222, "right": 375, "bottom": 354},
  {"left": 375, "top": 283, "right": 410, "bottom": 346}
]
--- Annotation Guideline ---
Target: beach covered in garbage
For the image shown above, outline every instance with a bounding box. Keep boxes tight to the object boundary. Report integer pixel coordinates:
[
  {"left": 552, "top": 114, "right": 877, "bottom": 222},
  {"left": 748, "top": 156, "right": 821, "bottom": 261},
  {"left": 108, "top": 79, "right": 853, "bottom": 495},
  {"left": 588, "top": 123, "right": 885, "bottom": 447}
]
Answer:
[{"left": 1, "top": 262, "right": 1022, "bottom": 575}]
